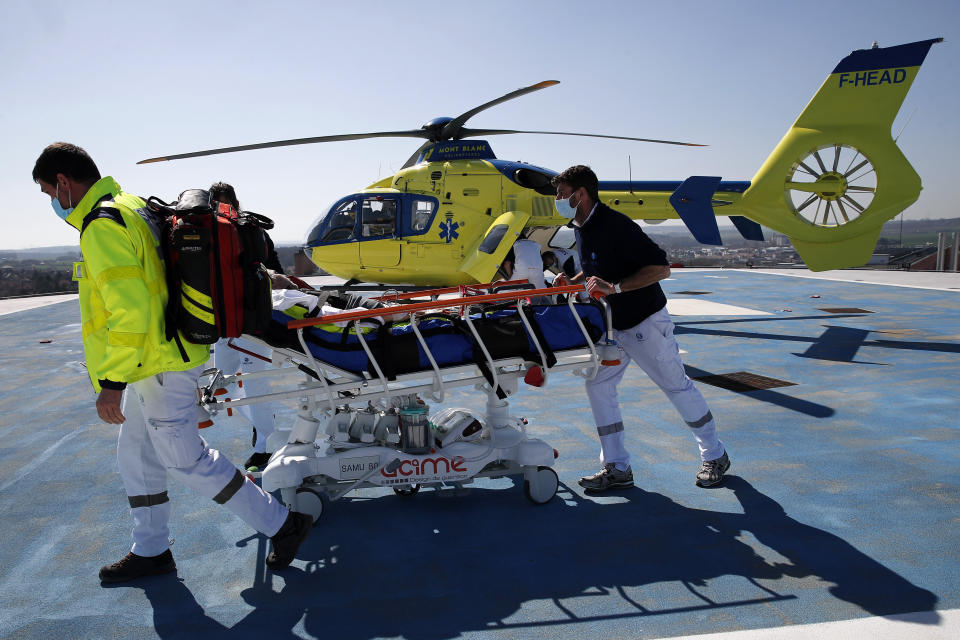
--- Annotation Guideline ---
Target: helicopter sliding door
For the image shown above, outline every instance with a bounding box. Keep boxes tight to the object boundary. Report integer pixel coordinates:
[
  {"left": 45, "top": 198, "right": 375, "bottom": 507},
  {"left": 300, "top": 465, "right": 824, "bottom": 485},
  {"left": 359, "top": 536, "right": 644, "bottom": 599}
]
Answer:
[
  {"left": 459, "top": 210, "right": 530, "bottom": 282},
  {"left": 359, "top": 196, "right": 401, "bottom": 268}
]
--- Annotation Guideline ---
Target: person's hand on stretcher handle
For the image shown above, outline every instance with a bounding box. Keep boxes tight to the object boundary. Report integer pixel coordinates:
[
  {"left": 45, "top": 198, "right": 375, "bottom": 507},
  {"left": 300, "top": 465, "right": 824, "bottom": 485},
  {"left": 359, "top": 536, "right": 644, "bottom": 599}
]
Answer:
[
  {"left": 555, "top": 265, "right": 670, "bottom": 300},
  {"left": 552, "top": 272, "right": 611, "bottom": 299}
]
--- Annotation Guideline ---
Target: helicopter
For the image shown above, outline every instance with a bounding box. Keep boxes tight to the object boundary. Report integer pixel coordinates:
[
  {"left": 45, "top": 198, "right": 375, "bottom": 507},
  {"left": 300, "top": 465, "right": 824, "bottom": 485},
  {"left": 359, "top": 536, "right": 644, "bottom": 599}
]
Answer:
[{"left": 139, "top": 37, "right": 941, "bottom": 286}]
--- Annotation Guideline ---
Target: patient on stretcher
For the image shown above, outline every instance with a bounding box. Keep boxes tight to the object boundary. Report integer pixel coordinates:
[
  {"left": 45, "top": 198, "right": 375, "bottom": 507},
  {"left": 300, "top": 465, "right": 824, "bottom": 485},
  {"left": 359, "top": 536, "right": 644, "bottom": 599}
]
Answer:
[{"left": 272, "top": 289, "right": 408, "bottom": 327}]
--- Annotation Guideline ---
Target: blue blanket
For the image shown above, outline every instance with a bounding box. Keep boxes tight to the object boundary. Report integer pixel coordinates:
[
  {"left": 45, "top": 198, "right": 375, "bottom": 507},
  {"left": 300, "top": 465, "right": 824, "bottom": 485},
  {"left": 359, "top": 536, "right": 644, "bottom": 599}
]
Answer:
[{"left": 264, "top": 303, "right": 605, "bottom": 378}]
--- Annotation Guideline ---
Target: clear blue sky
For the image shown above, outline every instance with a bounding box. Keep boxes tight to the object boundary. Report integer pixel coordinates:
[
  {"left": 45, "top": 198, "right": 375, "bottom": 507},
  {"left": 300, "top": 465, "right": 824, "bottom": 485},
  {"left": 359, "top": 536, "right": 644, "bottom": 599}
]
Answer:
[{"left": 2, "top": 0, "right": 957, "bottom": 249}]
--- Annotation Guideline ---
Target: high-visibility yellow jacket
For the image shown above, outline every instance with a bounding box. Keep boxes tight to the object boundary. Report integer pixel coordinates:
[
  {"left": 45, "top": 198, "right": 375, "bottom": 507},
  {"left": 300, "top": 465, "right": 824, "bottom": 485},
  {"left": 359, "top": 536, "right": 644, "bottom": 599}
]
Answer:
[{"left": 67, "top": 177, "right": 209, "bottom": 392}]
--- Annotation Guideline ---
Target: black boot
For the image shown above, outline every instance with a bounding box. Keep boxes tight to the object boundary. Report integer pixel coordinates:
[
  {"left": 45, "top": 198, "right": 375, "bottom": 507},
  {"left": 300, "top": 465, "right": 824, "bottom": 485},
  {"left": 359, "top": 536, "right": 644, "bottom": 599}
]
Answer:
[
  {"left": 266, "top": 511, "right": 312, "bottom": 570},
  {"left": 99, "top": 549, "right": 176, "bottom": 583}
]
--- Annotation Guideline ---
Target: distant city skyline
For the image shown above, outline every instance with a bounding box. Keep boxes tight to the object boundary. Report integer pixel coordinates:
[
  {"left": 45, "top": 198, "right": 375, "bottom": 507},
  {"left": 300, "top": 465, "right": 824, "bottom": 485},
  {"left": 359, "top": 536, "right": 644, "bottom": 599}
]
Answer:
[{"left": 4, "top": 215, "right": 954, "bottom": 258}]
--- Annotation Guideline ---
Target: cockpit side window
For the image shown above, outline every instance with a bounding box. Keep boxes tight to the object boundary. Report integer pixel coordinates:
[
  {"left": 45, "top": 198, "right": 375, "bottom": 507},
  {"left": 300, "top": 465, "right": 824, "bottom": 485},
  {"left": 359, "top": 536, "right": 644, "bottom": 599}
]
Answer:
[
  {"left": 361, "top": 198, "right": 397, "bottom": 237},
  {"left": 322, "top": 200, "right": 358, "bottom": 243},
  {"left": 412, "top": 200, "right": 435, "bottom": 232}
]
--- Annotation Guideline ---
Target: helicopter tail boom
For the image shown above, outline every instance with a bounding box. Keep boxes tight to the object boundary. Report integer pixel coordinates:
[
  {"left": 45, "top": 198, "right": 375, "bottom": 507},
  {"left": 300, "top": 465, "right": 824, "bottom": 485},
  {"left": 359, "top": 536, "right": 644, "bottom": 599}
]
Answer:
[{"left": 736, "top": 37, "right": 941, "bottom": 270}]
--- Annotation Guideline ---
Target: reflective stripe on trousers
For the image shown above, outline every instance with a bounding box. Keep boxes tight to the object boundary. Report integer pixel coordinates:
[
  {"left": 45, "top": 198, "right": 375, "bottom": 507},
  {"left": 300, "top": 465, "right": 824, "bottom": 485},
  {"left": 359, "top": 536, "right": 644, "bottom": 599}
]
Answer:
[
  {"left": 118, "top": 366, "right": 288, "bottom": 557},
  {"left": 584, "top": 308, "right": 724, "bottom": 469}
]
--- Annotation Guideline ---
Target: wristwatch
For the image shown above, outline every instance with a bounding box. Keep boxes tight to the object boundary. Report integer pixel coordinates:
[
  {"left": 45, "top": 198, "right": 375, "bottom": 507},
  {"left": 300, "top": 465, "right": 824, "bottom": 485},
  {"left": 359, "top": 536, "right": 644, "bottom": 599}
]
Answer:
[{"left": 613, "top": 282, "right": 622, "bottom": 294}]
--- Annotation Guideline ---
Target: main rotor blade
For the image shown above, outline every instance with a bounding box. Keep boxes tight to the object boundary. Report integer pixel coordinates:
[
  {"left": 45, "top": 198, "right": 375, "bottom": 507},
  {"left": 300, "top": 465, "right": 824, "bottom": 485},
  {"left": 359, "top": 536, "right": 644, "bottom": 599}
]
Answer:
[
  {"left": 458, "top": 128, "right": 706, "bottom": 147},
  {"left": 137, "top": 130, "right": 430, "bottom": 164},
  {"left": 439, "top": 80, "right": 560, "bottom": 140}
]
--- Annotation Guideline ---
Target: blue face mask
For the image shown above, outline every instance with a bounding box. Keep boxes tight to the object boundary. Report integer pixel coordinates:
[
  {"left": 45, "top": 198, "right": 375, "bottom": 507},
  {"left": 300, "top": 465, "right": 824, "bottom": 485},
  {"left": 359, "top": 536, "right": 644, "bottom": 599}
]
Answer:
[
  {"left": 554, "top": 191, "right": 580, "bottom": 219},
  {"left": 52, "top": 183, "right": 73, "bottom": 220}
]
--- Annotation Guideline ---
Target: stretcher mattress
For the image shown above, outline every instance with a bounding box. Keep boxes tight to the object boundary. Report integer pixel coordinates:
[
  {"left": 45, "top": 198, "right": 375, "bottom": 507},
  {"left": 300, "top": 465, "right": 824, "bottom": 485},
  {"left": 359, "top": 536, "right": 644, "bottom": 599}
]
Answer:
[{"left": 263, "top": 303, "right": 606, "bottom": 379}]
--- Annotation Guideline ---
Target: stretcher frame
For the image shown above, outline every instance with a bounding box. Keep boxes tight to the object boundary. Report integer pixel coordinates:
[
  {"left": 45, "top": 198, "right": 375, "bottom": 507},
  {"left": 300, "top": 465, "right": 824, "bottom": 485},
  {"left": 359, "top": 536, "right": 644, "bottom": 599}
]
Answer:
[{"left": 197, "top": 282, "right": 615, "bottom": 521}]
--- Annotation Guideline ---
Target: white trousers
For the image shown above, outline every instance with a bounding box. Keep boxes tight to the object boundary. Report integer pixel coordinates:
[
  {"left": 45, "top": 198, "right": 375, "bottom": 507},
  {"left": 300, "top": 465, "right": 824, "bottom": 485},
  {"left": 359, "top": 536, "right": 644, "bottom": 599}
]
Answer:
[
  {"left": 584, "top": 308, "right": 724, "bottom": 470},
  {"left": 118, "top": 366, "right": 288, "bottom": 557},
  {"left": 213, "top": 338, "right": 276, "bottom": 453}
]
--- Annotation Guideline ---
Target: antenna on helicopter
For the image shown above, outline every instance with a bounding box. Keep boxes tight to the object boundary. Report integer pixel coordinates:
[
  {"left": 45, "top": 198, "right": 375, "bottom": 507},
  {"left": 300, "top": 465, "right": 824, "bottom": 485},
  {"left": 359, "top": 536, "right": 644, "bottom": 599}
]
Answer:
[{"left": 894, "top": 107, "right": 919, "bottom": 142}]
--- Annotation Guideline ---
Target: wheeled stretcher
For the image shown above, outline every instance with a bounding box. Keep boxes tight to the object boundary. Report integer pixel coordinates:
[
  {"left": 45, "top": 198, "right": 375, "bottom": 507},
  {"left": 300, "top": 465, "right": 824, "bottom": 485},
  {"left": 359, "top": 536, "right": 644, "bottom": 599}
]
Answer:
[{"left": 197, "top": 282, "right": 618, "bottom": 523}]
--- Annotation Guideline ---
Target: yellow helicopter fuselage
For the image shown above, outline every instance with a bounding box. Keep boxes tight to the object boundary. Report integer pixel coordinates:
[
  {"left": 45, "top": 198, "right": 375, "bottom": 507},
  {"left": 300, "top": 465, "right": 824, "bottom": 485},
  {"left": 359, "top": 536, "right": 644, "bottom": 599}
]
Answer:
[{"left": 306, "top": 156, "right": 748, "bottom": 285}]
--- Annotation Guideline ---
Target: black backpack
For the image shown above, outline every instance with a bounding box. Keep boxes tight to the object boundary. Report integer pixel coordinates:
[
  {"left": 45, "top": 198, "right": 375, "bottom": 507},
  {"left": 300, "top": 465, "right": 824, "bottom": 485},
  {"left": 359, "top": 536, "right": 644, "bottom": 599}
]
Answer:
[{"left": 144, "top": 189, "right": 276, "bottom": 345}]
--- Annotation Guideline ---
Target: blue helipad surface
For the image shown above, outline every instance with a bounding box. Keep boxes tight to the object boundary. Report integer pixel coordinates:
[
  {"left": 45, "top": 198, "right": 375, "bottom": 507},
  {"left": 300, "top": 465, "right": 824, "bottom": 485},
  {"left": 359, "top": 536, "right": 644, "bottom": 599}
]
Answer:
[{"left": 0, "top": 269, "right": 958, "bottom": 639}]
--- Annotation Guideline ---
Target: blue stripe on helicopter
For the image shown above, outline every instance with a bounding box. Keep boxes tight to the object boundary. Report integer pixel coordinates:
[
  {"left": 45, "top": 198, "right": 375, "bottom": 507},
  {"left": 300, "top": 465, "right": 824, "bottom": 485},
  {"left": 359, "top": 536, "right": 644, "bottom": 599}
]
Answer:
[
  {"left": 488, "top": 158, "right": 555, "bottom": 172},
  {"left": 488, "top": 159, "right": 556, "bottom": 178},
  {"left": 598, "top": 180, "right": 751, "bottom": 193},
  {"left": 831, "top": 38, "right": 941, "bottom": 74},
  {"left": 485, "top": 160, "right": 751, "bottom": 195}
]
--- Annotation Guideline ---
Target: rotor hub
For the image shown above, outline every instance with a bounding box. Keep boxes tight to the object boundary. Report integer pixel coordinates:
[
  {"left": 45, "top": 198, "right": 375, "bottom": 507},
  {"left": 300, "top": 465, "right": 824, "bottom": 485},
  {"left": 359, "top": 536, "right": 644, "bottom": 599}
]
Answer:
[
  {"left": 421, "top": 117, "right": 454, "bottom": 142},
  {"left": 813, "top": 172, "right": 847, "bottom": 201}
]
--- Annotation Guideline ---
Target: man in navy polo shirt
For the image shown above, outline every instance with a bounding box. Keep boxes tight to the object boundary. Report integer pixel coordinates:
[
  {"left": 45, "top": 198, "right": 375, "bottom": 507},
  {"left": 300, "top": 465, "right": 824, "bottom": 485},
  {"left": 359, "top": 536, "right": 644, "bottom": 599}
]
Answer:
[{"left": 551, "top": 165, "right": 730, "bottom": 491}]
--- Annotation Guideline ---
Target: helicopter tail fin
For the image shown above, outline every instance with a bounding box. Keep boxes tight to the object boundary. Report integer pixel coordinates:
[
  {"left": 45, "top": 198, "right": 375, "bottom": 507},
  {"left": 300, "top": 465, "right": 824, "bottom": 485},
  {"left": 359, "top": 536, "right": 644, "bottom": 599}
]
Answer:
[
  {"left": 669, "top": 176, "right": 723, "bottom": 245},
  {"left": 738, "top": 38, "right": 941, "bottom": 270}
]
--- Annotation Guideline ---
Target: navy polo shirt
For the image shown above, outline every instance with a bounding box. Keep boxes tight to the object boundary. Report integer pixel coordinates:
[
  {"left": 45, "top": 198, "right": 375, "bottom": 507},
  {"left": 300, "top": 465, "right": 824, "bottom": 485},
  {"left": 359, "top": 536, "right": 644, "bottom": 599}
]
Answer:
[{"left": 574, "top": 202, "right": 669, "bottom": 330}]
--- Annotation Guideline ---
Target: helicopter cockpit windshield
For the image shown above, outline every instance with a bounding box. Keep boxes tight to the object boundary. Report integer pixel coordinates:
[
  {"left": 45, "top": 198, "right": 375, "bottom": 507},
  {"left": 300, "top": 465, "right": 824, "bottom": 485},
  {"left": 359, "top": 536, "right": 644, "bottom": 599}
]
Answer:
[
  {"left": 317, "top": 199, "right": 358, "bottom": 243},
  {"left": 306, "top": 193, "right": 439, "bottom": 248}
]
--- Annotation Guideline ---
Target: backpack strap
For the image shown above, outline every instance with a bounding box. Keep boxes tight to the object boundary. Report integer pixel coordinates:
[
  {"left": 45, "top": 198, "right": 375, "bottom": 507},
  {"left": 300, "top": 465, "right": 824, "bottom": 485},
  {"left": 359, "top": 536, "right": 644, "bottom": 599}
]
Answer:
[
  {"left": 79, "top": 195, "right": 124, "bottom": 236},
  {"left": 239, "top": 210, "right": 275, "bottom": 230},
  {"left": 83, "top": 194, "right": 191, "bottom": 362}
]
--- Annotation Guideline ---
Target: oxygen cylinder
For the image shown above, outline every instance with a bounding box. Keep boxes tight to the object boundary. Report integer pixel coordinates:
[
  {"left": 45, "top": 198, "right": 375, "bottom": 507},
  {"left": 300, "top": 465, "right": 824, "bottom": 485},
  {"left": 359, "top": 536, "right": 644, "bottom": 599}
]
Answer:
[{"left": 399, "top": 398, "right": 430, "bottom": 454}]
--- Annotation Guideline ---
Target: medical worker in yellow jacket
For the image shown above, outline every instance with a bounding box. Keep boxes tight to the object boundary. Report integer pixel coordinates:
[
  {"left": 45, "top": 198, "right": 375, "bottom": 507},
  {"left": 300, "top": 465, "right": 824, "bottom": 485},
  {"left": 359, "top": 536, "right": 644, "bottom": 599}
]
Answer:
[{"left": 32, "top": 142, "right": 311, "bottom": 583}]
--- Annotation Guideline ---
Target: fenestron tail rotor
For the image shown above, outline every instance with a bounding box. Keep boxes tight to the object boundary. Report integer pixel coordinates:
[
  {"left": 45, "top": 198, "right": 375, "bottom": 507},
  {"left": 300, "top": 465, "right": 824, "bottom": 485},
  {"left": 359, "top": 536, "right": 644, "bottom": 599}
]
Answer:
[
  {"left": 785, "top": 144, "right": 877, "bottom": 227},
  {"left": 138, "top": 79, "right": 704, "bottom": 165}
]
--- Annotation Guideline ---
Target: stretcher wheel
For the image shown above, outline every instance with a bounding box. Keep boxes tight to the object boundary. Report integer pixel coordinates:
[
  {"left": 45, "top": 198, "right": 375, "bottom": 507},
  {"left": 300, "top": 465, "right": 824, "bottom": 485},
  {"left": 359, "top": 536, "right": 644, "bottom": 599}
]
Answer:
[
  {"left": 393, "top": 484, "right": 420, "bottom": 497},
  {"left": 524, "top": 466, "right": 558, "bottom": 505},
  {"left": 294, "top": 487, "right": 324, "bottom": 524}
]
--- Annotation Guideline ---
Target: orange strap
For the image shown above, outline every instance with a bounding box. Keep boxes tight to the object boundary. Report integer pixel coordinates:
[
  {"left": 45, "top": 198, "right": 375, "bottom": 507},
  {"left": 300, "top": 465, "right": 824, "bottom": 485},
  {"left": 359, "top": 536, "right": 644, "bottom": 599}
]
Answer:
[{"left": 286, "top": 284, "right": 588, "bottom": 329}]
